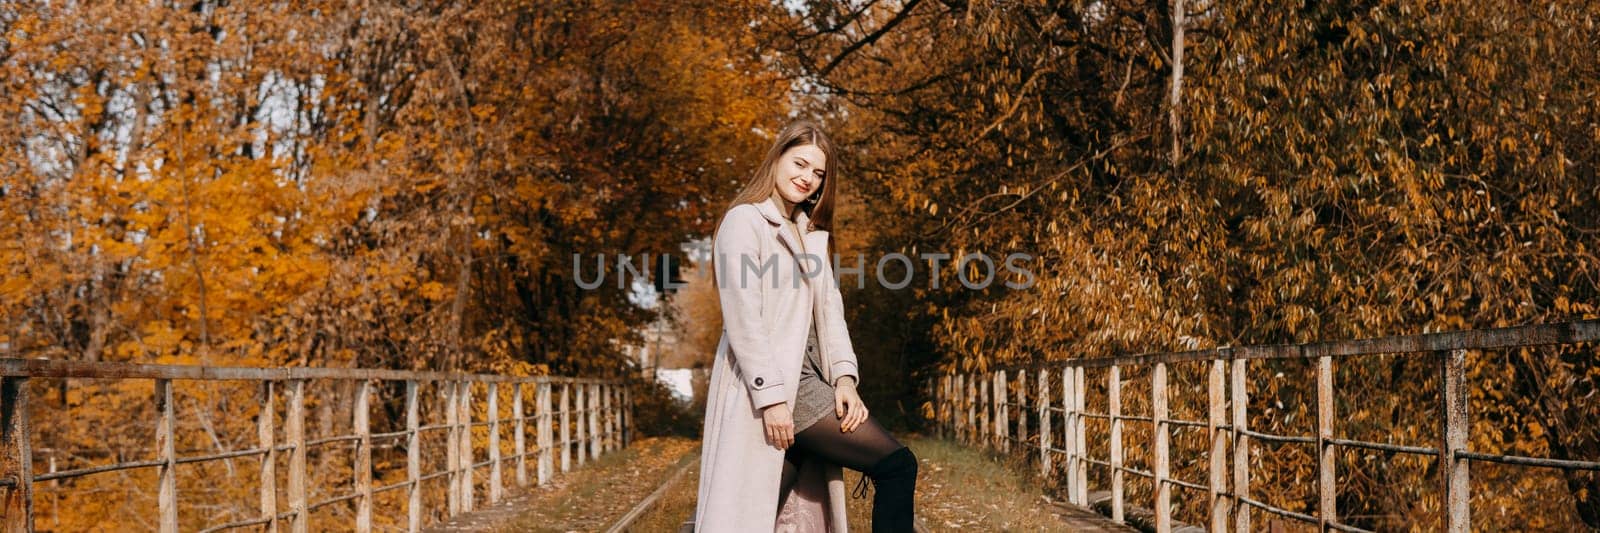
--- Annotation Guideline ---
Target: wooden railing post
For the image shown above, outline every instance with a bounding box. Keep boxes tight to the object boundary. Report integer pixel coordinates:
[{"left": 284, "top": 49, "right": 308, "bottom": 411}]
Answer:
[
  {"left": 996, "top": 370, "right": 1008, "bottom": 452},
  {"left": 1017, "top": 370, "right": 1028, "bottom": 453},
  {"left": 354, "top": 379, "right": 373, "bottom": 533},
  {"left": 1074, "top": 366, "right": 1087, "bottom": 504},
  {"left": 488, "top": 382, "right": 502, "bottom": 505},
  {"left": 603, "top": 383, "right": 614, "bottom": 453},
  {"left": 1039, "top": 369, "right": 1050, "bottom": 475},
  {"left": 1317, "top": 355, "right": 1335, "bottom": 531},
  {"left": 588, "top": 383, "right": 601, "bottom": 460},
  {"left": 960, "top": 372, "right": 972, "bottom": 444},
  {"left": 1110, "top": 364, "right": 1124, "bottom": 523},
  {"left": 1061, "top": 367, "right": 1077, "bottom": 505},
  {"left": 459, "top": 381, "right": 474, "bottom": 513},
  {"left": 2, "top": 377, "right": 33, "bottom": 533},
  {"left": 964, "top": 373, "right": 971, "bottom": 443},
  {"left": 1209, "top": 358, "right": 1229, "bottom": 532},
  {"left": 538, "top": 382, "right": 552, "bottom": 485},
  {"left": 560, "top": 383, "right": 572, "bottom": 473},
  {"left": 1441, "top": 349, "right": 1469, "bottom": 533},
  {"left": 156, "top": 378, "right": 177, "bottom": 533},
  {"left": 405, "top": 381, "right": 421, "bottom": 533},
  {"left": 948, "top": 374, "right": 957, "bottom": 440},
  {"left": 979, "top": 373, "right": 990, "bottom": 450},
  {"left": 575, "top": 384, "right": 586, "bottom": 466},
  {"left": 287, "top": 379, "right": 308, "bottom": 533},
  {"left": 1153, "top": 362, "right": 1170, "bottom": 533},
  {"left": 1231, "top": 358, "right": 1249, "bottom": 533},
  {"left": 259, "top": 381, "right": 278, "bottom": 533},
  {"left": 957, "top": 375, "right": 968, "bottom": 443},
  {"left": 617, "top": 379, "right": 630, "bottom": 444},
  {"left": 947, "top": 375, "right": 956, "bottom": 442},
  {"left": 446, "top": 381, "right": 461, "bottom": 515},
  {"left": 948, "top": 374, "right": 956, "bottom": 440},
  {"left": 601, "top": 382, "right": 608, "bottom": 451},
  {"left": 584, "top": 383, "right": 594, "bottom": 461},
  {"left": 514, "top": 382, "right": 527, "bottom": 488}
]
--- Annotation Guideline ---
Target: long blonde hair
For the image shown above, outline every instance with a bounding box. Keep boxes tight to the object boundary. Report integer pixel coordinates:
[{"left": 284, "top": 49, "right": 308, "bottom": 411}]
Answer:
[
  {"left": 724, "top": 120, "right": 840, "bottom": 232},
  {"left": 711, "top": 120, "right": 842, "bottom": 278}
]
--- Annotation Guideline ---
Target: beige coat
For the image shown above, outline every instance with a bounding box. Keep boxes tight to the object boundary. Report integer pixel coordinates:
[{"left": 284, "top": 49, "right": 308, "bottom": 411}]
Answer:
[{"left": 693, "top": 196, "right": 862, "bottom": 532}]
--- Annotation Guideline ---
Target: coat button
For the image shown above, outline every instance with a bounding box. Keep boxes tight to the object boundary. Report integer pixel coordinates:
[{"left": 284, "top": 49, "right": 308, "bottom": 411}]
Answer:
[
  {"left": 806, "top": 345, "right": 815, "bottom": 354},
  {"left": 754, "top": 377, "right": 764, "bottom": 386}
]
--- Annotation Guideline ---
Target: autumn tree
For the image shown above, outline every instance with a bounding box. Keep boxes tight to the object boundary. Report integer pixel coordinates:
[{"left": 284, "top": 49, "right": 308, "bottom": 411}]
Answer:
[
  {"left": 1, "top": 0, "right": 794, "bottom": 527},
  {"left": 772, "top": 0, "right": 1599, "bottom": 528}
]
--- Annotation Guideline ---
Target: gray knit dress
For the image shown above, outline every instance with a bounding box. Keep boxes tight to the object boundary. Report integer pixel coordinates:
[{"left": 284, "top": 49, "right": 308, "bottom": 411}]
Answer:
[
  {"left": 792, "top": 318, "right": 836, "bottom": 433},
  {"left": 781, "top": 215, "right": 837, "bottom": 433}
]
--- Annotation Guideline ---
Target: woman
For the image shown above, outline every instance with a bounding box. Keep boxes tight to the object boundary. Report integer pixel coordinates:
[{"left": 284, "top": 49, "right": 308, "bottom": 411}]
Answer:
[{"left": 693, "top": 120, "right": 918, "bottom": 533}]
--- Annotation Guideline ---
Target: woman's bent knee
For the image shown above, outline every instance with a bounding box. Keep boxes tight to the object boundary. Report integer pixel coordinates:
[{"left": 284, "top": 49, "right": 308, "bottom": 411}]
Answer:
[{"left": 867, "top": 446, "right": 918, "bottom": 481}]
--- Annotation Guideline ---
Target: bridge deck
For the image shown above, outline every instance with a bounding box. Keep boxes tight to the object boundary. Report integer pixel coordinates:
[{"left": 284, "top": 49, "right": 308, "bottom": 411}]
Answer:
[
  {"left": 424, "top": 434, "right": 1138, "bottom": 532},
  {"left": 1048, "top": 502, "right": 1141, "bottom": 532}
]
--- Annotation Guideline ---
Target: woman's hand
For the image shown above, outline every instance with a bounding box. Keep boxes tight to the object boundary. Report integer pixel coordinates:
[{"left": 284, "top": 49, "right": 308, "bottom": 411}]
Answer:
[
  {"left": 834, "top": 377, "right": 868, "bottom": 432},
  {"left": 762, "top": 402, "right": 795, "bottom": 449}
]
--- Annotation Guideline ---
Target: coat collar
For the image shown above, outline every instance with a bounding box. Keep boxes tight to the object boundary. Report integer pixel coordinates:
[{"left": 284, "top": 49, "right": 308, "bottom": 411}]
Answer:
[
  {"left": 754, "top": 195, "right": 811, "bottom": 231},
  {"left": 755, "top": 196, "right": 822, "bottom": 276}
]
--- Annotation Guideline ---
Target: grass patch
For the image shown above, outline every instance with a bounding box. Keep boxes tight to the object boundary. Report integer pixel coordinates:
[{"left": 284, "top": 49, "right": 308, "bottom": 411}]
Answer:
[{"left": 909, "top": 434, "right": 1080, "bottom": 530}]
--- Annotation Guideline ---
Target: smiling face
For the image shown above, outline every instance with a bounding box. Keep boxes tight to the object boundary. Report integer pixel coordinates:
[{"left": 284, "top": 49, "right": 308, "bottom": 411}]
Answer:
[{"left": 771, "top": 143, "right": 827, "bottom": 208}]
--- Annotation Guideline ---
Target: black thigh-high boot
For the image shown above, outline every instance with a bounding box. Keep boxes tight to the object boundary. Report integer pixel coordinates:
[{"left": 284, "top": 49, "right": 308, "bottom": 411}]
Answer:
[
  {"left": 793, "top": 414, "right": 918, "bottom": 532},
  {"left": 864, "top": 446, "right": 918, "bottom": 532}
]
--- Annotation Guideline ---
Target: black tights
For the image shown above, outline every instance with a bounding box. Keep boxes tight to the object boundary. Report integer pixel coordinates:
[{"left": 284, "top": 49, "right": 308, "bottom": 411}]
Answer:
[{"left": 778, "top": 413, "right": 918, "bottom": 532}]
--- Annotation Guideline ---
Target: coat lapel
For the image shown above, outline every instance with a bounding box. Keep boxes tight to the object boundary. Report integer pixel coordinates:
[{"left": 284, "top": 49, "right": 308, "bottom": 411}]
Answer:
[
  {"left": 758, "top": 197, "right": 841, "bottom": 384},
  {"left": 755, "top": 197, "right": 816, "bottom": 277}
]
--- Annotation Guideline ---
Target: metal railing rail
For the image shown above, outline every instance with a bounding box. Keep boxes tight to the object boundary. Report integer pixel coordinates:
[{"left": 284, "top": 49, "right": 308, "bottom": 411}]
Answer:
[
  {"left": 0, "top": 359, "right": 634, "bottom": 533},
  {"left": 927, "top": 319, "right": 1600, "bottom": 533}
]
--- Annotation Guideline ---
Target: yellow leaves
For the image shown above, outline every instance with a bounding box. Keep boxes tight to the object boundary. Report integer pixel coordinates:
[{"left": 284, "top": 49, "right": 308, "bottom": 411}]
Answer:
[
  {"left": 139, "top": 321, "right": 186, "bottom": 357},
  {"left": 0, "top": 273, "right": 29, "bottom": 301},
  {"left": 413, "top": 179, "right": 444, "bottom": 194},
  {"left": 470, "top": 103, "right": 499, "bottom": 122},
  {"left": 419, "top": 281, "right": 451, "bottom": 302},
  {"left": 1347, "top": 23, "right": 1369, "bottom": 48}
]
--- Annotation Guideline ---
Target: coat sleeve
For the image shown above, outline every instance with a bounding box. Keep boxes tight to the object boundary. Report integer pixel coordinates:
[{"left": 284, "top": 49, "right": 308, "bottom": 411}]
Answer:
[
  {"left": 821, "top": 253, "right": 860, "bottom": 388},
  {"left": 714, "top": 205, "right": 789, "bottom": 411}
]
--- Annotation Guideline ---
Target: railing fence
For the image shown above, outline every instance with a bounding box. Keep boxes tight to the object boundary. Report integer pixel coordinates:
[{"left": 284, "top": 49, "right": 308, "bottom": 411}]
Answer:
[
  {"left": 0, "top": 360, "right": 633, "bottom": 532},
  {"left": 928, "top": 320, "right": 1600, "bottom": 532}
]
